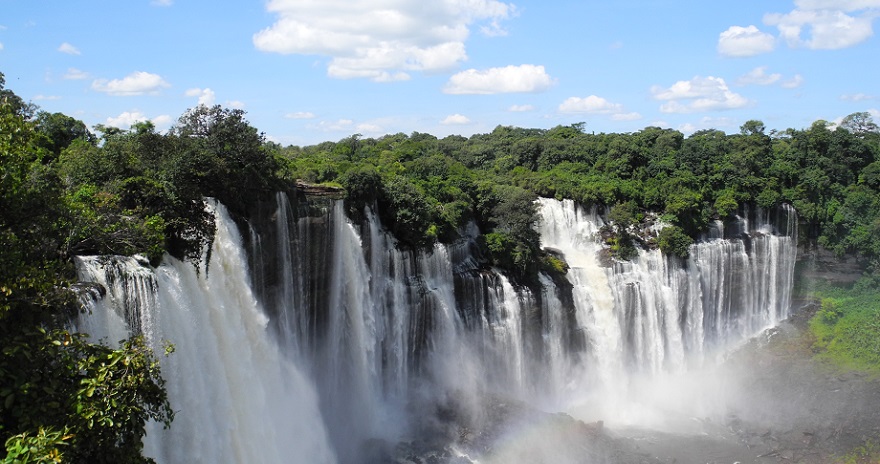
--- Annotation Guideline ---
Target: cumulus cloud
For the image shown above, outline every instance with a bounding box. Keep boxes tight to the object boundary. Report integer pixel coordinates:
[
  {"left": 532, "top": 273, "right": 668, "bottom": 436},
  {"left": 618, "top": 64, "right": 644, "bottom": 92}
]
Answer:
[
  {"left": 106, "top": 112, "right": 144, "bottom": 128},
  {"left": 721, "top": 1, "right": 880, "bottom": 54},
  {"left": 781, "top": 74, "right": 804, "bottom": 88},
  {"left": 678, "top": 116, "right": 738, "bottom": 135},
  {"left": 794, "top": 0, "right": 880, "bottom": 11},
  {"left": 92, "top": 71, "right": 170, "bottom": 96},
  {"left": 441, "top": 114, "right": 471, "bottom": 125},
  {"left": 508, "top": 104, "right": 535, "bottom": 112},
  {"left": 152, "top": 114, "right": 173, "bottom": 128},
  {"left": 764, "top": 1, "right": 879, "bottom": 50},
  {"left": 444, "top": 65, "right": 554, "bottom": 94},
  {"left": 841, "top": 93, "right": 876, "bottom": 101},
  {"left": 58, "top": 42, "right": 81, "bottom": 55},
  {"left": 313, "top": 119, "right": 355, "bottom": 132},
  {"left": 736, "top": 66, "right": 782, "bottom": 86},
  {"left": 105, "top": 111, "right": 171, "bottom": 130},
  {"left": 285, "top": 111, "right": 317, "bottom": 119},
  {"left": 558, "top": 95, "right": 623, "bottom": 114},
  {"left": 558, "top": 95, "right": 641, "bottom": 121},
  {"left": 185, "top": 87, "right": 216, "bottom": 106},
  {"left": 652, "top": 76, "right": 751, "bottom": 113},
  {"left": 253, "top": 0, "right": 515, "bottom": 81},
  {"left": 611, "top": 112, "right": 642, "bottom": 121},
  {"left": 64, "top": 68, "right": 89, "bottom": 80},
  {"left": 718, "top": 25, "right": 776, "bottom": 57},
  {"left": 356, "top": 122, "right": 383, "bottom": 133}
]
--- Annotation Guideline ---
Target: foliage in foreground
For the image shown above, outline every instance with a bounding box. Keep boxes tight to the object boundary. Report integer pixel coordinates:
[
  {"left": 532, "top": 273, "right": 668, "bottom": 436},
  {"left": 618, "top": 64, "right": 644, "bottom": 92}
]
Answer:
[
  {"left": 809, "top": 278, "right": 880, "bottom": 373},
  {"left": 2, "top": 74, "right": 186, "bottom": 463}
]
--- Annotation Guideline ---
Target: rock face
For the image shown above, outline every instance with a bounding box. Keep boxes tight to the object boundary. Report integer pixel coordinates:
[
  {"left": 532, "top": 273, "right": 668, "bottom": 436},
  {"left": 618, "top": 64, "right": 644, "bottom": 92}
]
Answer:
[
  {"left": 713, "top": 306, "right": 880, "bottom": 464},
  {"left": 795, "top": 243, "right": 865, "bottom": 287},
  {"left": 295, "top": 181, "right": 345, "bottom": 198}
]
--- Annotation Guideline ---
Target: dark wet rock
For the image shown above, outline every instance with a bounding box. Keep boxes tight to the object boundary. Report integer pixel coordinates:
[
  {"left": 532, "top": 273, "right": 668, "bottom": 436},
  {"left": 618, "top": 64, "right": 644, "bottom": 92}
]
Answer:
[
  {"left": 381, "top": 394, "right": 662, "bottom": 464},
  {"left": 295, "top": 180, "right": 345, "bottom": 198},
  {"left": 716, "top": 306, "right": 880, "bottom": 463}
]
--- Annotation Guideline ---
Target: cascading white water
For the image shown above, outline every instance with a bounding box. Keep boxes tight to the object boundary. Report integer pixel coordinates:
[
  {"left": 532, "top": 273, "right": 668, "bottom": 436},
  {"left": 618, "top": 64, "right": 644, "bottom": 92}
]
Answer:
[
  {"left": 77, "top": 194, "right": 798, "bottom": 463},
  {"left": 535, "top": 198, "right": 798, "bottom": 425},
  {"left": 77, "top": 201, "right": 336, "bottom": 464}
]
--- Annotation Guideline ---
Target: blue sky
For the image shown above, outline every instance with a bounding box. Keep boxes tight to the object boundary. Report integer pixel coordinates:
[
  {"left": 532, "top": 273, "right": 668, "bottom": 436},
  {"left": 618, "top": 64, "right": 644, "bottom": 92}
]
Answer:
[{"left": 1, "top": 0, "right": 878, "bottom": 146}]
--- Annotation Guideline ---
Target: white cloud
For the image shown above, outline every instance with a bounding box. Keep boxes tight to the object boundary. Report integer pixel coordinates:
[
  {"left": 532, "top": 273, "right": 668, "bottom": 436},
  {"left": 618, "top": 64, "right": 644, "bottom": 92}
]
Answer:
[
  {"left": 285, "top": 111, "right": 317, "bottom": 119},
  {"left": 611, "top": 112, "right": 642, "bottom": 121},
  {"left": 841, "top": 93, "right": 876, "bottom": 101},
  {"left": 651, "top": 120, "right": 671, "bottom": 129},
  {"left": 559, "top": 95, "right": 623, "bottom": 114},
  {"left": 781, "top": 74, "right": 804, "bottom": 88},
  {"left": 441, "top": 114, "right": 471, "bottom": 125},
  {"left": 64, "top": 68, "right": 89, "bottom": 80},
  {"left": 185, "top": 87, "right": 216, "bottom": 106},
  {"left": 0, "top": 42, "right": 4, "bottom": 51},
  {"left": 678, "top": 123, "right": 698, "bottom": 135},
  {"left": 152, "top": 115, "right": 173, "bottom": 129},
  {"left": 794, "top": 0, "right": 880, "bottom": 11},
  {"left": 678, "top": 116, "right": 737, "bottom": 135},
  {"left": 106, "top": 111, "right": 147, "bottom": 128},
  {"left": 105, "top": 111, "right": 171, "bottom": 130},
  {"left": 558, "top": 95, "right": 641, "bottom": 121},
  {"left": 92, "top": 71, "right": 170, "bottom": 96},
  {"left": 356, "top": 122, "right": 383, "bottom": 133},
  {"left": 507, "top": 104, "right": 535, "bottom": 112},
  {"left": 307, "top": 118, "right": 384, "bottom": 133},
  {"left": 765, "top": 8, "right": 875, "bottom": 49},
  {"left": 33, "top": 95, "right": 61, "bottom": 101},
  {"left": 151, "top": 0, "right": 173, "bottom": 5},
  {"left": 253, "top": 0, "right": 515, "bottom": 81},
  {"left": 444, "top": 65, "right": 554, "bottom": 94},
  {"left": 652, "top": 76, "right": 751, "bottom": 113},
  {"left": 313, "top": 119, "right": 355, "bottom": 132},
  {"left": 737, "top": 66, "right": 782, "bottom": 86},
  {"left": 227, "top": 100, "right": 246, "bottom": 109},
  {"left": 58, "top": 42, "right": 81, "bottom": 55},
  {"left": 717, "top": 25, "right": 776, "bottom": 57}
]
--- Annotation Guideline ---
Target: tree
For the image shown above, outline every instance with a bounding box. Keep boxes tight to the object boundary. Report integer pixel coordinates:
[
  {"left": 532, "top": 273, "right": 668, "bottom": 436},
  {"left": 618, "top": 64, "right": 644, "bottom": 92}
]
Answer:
[
  {"left": 840, "top": 112, "right": 879, "bottom": 137},
  {"left": 171, "top": 105, "right": 278, "bottom": 216},
  {"left": 740, "top": 119, "right": 766, "bottom": 136},
  {"left": 0, "top": 72, "right": 37, "bottom": 119},
  {"left": 656, "top": 225, "right": 694, "bottom": 259},
  {"left": 1, "top": 82, "right": 173, "bottom": 463},
  {"left": 34, "top": 111, "right": 96, "bottom": 157}
]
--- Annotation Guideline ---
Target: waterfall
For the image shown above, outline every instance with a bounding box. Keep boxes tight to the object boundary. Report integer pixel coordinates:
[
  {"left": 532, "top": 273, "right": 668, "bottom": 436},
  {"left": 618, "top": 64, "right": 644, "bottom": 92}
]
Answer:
[
  {"left": 77, "top": 201, "right": 336, "bottom": 464},
  {"left": 77, "top": 195, "right": 797, "bottom": 463},
  {"left": 535, "top": 198, "right": 798, "bottom": 423}
]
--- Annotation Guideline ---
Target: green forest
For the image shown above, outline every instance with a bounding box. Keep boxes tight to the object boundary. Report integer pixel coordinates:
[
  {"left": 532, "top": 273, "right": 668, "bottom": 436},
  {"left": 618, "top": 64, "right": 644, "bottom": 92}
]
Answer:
[{"left": 3, "top": 70, "right": 880, "bottom": 462}]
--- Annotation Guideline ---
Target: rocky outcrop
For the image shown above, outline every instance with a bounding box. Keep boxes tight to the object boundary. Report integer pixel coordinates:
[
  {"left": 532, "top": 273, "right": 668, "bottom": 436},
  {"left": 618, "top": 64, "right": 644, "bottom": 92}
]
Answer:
[{"left": 795, "top": 244, "right": 865, "bottom": 287}]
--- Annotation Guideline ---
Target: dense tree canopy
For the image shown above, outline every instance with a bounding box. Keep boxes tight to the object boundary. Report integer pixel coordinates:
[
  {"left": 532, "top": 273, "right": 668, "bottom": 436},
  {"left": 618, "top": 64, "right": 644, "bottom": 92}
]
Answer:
[{"left": 282, "top": 116, "right": 880, "bottom": 274}]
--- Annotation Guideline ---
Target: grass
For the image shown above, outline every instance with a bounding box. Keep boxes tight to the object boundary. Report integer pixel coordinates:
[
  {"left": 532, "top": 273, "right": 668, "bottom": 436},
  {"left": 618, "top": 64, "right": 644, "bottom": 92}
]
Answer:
[
  {"left": 808, "top": 278, "right": 880, "bottom": 375},
  {"left": 836, "top": 439, "right": 880, "bottom": 464}
]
